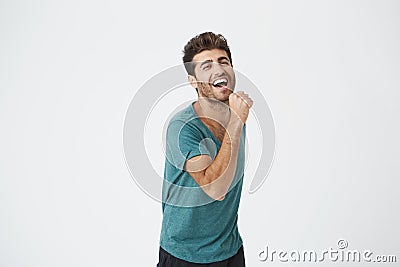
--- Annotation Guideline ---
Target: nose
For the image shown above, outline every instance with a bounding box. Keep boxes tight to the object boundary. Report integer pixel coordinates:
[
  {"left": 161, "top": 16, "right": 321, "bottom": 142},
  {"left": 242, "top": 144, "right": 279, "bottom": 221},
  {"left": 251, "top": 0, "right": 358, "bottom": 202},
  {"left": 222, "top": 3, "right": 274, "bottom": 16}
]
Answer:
[{"left": 211, "top": 62, "right": 224, "bottom": 76}]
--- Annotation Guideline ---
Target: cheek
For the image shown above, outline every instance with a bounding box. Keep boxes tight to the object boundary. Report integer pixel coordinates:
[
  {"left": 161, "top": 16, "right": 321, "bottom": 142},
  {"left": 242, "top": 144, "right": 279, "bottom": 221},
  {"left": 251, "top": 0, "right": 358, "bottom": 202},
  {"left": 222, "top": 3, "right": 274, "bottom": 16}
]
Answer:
[
  {"left": 197, "top": 75, "right": 210, "bottom": 84},
  {"left": 198, "top": 82, "right": 211, "bottom": 92},
  {"left": 227, "top": 69, "right": 235, "bottom": 79},
  {"left": 228, "top": 71, "right": 236, "bottom": 87}
]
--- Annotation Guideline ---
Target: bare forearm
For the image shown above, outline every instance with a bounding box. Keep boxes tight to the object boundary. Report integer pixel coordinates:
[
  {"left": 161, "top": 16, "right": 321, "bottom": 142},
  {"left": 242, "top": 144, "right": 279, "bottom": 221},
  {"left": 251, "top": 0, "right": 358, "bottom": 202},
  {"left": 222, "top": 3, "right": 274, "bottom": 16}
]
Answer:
[
  {"left": 187, "top": 91, "right": 253, "bottom": 200},
  {"left": 202, "top": 117, "right": 243, "bottom": 199}
]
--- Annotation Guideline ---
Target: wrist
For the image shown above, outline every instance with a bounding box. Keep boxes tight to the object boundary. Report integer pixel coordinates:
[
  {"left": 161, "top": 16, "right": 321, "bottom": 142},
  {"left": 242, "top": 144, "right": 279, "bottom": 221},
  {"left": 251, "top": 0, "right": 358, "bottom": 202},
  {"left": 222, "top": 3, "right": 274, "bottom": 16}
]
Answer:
[
  {"left": 229, "top": 114, "right": 244, "bottom": 127},
  {"left": 226, "top": 117, "right": 243, "bottom": 142}
]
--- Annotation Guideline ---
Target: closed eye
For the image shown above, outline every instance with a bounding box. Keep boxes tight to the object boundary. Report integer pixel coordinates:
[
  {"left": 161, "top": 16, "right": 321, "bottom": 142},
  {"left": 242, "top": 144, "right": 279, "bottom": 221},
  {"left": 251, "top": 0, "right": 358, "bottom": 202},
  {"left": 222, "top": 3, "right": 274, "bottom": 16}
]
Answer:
[
  {"left": 202, "top": 63, "right": 211, "bottom": 70},
  {"left": 217, "top": 56, "right": 231, "bottom": 66}
]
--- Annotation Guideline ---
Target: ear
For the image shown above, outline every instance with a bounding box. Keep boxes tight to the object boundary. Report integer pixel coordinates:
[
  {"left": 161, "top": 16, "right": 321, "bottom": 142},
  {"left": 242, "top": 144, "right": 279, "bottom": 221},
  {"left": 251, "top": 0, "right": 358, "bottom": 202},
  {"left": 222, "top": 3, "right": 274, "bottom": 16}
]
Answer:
[{"left": 188, "top": 75, "right": 197, "bottom": 89}]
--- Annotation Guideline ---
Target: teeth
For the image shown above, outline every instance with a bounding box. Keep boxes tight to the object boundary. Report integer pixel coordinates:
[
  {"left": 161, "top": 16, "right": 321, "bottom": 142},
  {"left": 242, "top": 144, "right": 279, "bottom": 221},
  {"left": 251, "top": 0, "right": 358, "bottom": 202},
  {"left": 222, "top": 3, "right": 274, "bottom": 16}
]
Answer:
[{"left": 213, "top": 78, "right": 228, "bottom": 86}]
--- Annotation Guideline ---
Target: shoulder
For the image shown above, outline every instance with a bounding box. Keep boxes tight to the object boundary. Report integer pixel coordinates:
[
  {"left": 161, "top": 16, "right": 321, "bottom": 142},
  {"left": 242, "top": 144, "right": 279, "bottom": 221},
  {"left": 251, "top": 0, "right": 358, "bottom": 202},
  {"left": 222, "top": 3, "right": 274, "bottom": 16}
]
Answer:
[
  {"left": 167, "top": 103, "right": 200, "bottom": 130},
  {"left": 169, "top": 104, "right": 196, "bottom": 124},
  {"left": 165, "top": 103, "right": 203, "bottom": 139}
]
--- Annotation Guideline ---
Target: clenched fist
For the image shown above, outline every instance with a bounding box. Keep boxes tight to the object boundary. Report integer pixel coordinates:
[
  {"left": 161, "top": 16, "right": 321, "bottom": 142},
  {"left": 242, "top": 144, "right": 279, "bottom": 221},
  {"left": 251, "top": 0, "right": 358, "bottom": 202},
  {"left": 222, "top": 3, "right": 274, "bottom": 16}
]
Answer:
[{"left": 229, "top": 91, "right": 253, "bottom": 124}]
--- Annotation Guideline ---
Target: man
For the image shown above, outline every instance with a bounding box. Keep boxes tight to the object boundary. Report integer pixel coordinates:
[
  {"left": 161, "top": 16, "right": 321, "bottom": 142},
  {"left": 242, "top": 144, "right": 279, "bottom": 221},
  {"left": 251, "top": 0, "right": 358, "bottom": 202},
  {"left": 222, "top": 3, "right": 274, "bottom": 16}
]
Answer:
[{"left": 158, "top": 32, "right": 253, "bottom": 267}]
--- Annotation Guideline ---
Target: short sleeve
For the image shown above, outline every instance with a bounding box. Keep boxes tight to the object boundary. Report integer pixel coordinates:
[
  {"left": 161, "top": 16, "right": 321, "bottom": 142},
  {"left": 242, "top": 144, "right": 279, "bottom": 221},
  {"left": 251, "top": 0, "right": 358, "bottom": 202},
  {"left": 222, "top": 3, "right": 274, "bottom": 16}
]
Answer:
[{"left": 165, "top": 119, "right": 213, "bottom": 171}]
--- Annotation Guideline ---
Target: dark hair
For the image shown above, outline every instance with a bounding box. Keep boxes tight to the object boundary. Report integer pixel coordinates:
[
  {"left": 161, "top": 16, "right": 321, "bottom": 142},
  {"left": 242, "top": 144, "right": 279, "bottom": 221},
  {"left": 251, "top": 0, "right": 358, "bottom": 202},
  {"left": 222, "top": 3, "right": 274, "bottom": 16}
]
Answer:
[{"left": 182, "top": 32, "right": 232, "bottom": 76}]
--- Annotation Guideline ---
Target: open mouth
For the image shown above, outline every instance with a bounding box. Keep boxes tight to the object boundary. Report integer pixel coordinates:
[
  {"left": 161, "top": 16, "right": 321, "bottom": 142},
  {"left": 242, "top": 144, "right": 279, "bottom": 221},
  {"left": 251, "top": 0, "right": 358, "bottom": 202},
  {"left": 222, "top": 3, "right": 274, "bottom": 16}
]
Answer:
[{"left": 212, "top": 78, "right": 228, "bottom": 88}]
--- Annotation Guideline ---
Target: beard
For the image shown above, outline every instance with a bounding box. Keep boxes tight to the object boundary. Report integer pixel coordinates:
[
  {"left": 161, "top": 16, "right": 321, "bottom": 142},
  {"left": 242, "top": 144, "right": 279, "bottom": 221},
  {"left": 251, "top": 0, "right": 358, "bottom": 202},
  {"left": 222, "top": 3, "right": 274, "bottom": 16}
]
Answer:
[{"left": 197, "top": 82, "right": 231, "bottom": 106}]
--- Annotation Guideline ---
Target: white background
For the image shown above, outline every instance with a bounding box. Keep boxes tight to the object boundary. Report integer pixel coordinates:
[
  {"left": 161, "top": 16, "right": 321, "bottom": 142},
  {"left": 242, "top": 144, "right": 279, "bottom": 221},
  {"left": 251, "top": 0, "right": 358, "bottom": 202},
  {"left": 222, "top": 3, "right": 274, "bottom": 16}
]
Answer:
[{"left": 1, "top": 0, "right": 399, "bottom": 266}]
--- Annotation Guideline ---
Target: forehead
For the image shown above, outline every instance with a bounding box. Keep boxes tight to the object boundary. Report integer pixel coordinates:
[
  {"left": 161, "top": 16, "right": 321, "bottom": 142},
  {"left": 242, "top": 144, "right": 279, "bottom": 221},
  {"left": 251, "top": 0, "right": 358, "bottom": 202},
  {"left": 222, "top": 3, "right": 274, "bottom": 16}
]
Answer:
[{"left": 192, "top": 48, "right": 229, "bottom": 62}]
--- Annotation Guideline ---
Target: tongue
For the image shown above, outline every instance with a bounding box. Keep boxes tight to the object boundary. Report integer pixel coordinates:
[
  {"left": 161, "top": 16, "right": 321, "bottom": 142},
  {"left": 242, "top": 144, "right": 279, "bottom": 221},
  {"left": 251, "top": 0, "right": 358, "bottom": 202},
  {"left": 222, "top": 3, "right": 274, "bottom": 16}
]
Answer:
[{"left": 214, "top": 84, "right": 229, "bottom": 90}]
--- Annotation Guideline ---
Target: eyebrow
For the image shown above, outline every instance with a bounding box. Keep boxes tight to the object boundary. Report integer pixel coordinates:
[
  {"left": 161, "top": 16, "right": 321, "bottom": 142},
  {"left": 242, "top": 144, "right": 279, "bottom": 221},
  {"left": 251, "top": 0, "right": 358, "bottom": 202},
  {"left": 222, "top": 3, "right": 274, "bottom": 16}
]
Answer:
[
  {"left": 199, "top": 59, "right": 213, "bottom": 68},
  {"left": 199, "top": 57, "right": 231, "bottom": 68},
  {"left": 217, "top": 56, "right": 230, "bottom": 63}
]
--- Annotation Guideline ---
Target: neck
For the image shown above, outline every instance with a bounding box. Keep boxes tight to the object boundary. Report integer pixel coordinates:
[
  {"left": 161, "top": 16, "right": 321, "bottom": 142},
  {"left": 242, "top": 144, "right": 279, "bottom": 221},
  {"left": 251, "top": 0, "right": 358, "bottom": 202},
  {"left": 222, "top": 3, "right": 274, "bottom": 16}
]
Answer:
[{"left": 194, "top": 98, "right": 231, "bottom": 128}]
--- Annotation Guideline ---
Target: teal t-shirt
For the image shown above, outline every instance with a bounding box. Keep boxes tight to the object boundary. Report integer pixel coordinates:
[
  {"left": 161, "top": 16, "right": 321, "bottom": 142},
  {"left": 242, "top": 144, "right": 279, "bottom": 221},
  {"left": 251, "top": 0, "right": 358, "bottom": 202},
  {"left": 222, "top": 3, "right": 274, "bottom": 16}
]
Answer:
[{"left": 159, "top": 102, "right": 246, "bottom": 264}]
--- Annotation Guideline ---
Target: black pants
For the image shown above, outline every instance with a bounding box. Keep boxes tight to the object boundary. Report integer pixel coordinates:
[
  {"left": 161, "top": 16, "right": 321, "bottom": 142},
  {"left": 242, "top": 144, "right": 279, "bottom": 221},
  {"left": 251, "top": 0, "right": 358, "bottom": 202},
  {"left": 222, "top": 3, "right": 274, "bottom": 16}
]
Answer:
[{"left": 157, "top": 246, "right": 245, "bottom": 267}]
